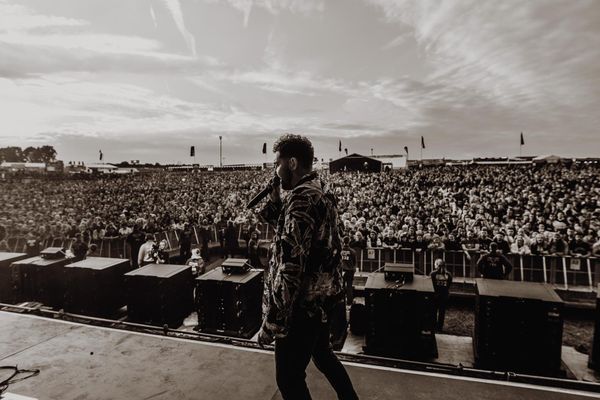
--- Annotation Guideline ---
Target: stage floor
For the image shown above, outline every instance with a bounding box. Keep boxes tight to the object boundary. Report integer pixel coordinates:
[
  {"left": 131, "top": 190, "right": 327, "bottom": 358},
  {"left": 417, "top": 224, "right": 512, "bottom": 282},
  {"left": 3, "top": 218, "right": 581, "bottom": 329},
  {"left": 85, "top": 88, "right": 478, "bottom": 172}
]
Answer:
[{"left": 0, "top": 311, "right": 596, "bottom": 400}]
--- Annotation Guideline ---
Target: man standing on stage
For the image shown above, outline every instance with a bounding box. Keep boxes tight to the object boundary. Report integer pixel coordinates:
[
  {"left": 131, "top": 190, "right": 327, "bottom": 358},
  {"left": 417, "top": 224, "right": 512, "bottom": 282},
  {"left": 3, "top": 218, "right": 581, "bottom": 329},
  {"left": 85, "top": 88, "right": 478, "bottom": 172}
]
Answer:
[
  {"left": 477, "top": 242, "right": 513, "bottom": 279},
  {"left": 430, "top": 259, "right": 452, "bottom": 332},
  {"left": 257, "top": 134, "right": 358, "bottom": 400},
  {"left": 340, "top": 236, "right": 357, "bottom": 306}
]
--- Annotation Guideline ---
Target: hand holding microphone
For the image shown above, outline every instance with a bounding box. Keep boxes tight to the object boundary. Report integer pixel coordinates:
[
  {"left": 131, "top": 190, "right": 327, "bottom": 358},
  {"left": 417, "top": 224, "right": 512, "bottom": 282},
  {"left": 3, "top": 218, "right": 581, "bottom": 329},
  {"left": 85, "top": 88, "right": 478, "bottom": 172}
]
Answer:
[{"left": 246, "top": 175, "right": 281, "bottom": 209}]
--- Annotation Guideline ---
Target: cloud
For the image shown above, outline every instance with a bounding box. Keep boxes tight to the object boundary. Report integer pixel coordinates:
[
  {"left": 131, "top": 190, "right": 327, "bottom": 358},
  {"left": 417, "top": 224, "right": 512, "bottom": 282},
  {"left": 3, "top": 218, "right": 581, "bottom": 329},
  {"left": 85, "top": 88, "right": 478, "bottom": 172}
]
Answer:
[
  {"left": 0, "top": 1, "right": 219, "bottom": 79},
  {"left": 0, "top": 74, "right": 317, "bottom": 143},
  {"left": 159, "top": 0, "right": 197, "bottom": 56},
  {"left": 149, "top": 5, "right": 158, "bottom": 29},
  {"left": 366, "top": 0, "right": 600, "bottom": 112},
  {"left": 381, "top": 32, "right": 411, "bottom": 50},
  {"left": 199, "top": 0, "right": 325, "bottom": 27},
  {"left": 0, "top": 2, "right": 87, "bottom": 31}
]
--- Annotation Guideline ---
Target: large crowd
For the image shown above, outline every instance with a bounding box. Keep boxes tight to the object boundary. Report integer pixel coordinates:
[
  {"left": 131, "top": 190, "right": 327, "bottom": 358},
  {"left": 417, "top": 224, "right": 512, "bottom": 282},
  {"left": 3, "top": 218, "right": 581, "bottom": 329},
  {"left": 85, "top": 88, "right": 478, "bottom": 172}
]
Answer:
[{"left": 1, "top": 164, "right": 599, "bottom": 258}]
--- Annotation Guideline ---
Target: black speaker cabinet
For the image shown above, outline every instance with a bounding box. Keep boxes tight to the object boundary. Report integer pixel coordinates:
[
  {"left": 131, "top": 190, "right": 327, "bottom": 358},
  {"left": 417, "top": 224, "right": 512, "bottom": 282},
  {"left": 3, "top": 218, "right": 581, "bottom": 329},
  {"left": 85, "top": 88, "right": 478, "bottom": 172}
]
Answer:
[
  {"left": 474, "top": 279, "right": 563, "bottom": 375},
  {"left": 0, "top": 252, "right": 28, "bottom": 304},
  {"left": 196, "top": 268, "right": 263, "bottom": 338},
  {"left": 125, "top": 264, "right": 194, "bottom": 328},
  {"left": 589, "top": 284, "right": 600, "bottom": 370},
  {"left": 364, "top": 273, "right": 437, "bottom": 360},
  {"left": 64, "top": 257, "right": 133, "bottom": 317},
  {"left": 10, "top": 254, "right": 73, "bottom": 308}
]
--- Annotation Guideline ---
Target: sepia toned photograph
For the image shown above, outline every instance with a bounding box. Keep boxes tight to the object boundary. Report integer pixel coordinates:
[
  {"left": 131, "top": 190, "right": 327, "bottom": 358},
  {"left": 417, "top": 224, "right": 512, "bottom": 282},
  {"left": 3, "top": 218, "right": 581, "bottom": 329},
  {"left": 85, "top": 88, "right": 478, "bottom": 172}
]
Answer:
[{"left": 0, "top": 0, "right": 599, "bottom": 399}]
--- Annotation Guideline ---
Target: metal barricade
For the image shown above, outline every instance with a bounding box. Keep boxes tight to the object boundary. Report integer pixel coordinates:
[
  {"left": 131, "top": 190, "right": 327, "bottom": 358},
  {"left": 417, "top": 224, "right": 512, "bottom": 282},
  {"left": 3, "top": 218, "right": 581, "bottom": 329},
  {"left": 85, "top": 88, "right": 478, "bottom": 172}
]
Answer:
[
  {"left": 444, "top": 251, "right": 467, "bottom": 280},
  {"left": 166, "top": 230, "right": 180, "bottom": 250},
  {"left": 564, "top": 256, "right": 593, "bottom": 289}
]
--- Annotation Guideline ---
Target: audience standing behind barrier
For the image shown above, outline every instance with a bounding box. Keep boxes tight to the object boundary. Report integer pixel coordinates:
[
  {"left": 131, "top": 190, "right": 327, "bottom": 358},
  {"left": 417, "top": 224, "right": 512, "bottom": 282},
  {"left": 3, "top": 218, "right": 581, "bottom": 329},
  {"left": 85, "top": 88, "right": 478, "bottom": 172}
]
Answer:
[{"left": 0, "top": 164, "right": 598, "bottom": 264}]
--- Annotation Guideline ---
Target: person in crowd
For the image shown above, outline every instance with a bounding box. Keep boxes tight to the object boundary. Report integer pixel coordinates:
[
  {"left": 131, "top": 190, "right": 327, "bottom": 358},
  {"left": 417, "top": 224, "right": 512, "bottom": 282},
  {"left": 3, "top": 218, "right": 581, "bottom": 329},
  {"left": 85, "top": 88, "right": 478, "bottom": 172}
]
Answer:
[
  {"left": 592, "top": 231, "right": 600, "bottom": 257},
  {"left": 350, "top": 231, "right": 367, "bottom": 249},
  {"left": 478, "top": 230, "right": 492, "bottom": 250},
  {"left": 153, "top": 239, "right": 170, "bottom": 264},
  {"left": 493, "top": 232, "right": 511, "bottom": 254},
  {"left": 366, "top": 230, "right": 380, "bottom": 248},
  {"left": 430, "top": 258, "right": 452, "bottom": 332},
  {"left": 0, "top": 239, "right": 10, "bottom": 252},
  {"left": 570, "top": 232, "right": 592, "bottom": 257},
  {"left": 477, "top": 242, "right": 513, "bottom": 279},
  {"left": 510, "top": 236, "right": 531, "bottom": 255},
  {"left": 461, "top": 230, "right": 480, "bottom": 261},
  {"left": 126, "top": 224, "right": 146, "bottom": 268},
  {"left": 198, "top": 219, "right": 211, "bottom": 261},
  {"left": 549, "top": 232, "right": 569, "bottom": 256},
  {"left": 340, "top": 236, "right": 357, "bottom": 306},
  {"left": 381, "top": 230, "right": 398, "bottom": 249},
  {"left": 178, "top": 222, "right": 194, "bottom": 263},
  {"left": 87, "top": 243, "right": 98, "bottom": 257},
  {"left": 71, "top": 233, "right": 88, "bottom": 260},
  {"left": 414, "top": 232, "right": 428, "bottom": 252},
  {"left": 138, "top": 233, "right": 156, "bottom": 267},
  {"left": 247, "top": 230, "right": 263, "bottom": 269},
  {"left": 443, "top": 233, "right": 462, "bottom": 251},
  {"left": 186, "top": 248, "right": 205, "bottom": 276},
  {"left": 23, "top": 231, "right": 41, "bottom": 257},
  {"left": 223, "top": 220, "right": 238, "bottom": 258}
]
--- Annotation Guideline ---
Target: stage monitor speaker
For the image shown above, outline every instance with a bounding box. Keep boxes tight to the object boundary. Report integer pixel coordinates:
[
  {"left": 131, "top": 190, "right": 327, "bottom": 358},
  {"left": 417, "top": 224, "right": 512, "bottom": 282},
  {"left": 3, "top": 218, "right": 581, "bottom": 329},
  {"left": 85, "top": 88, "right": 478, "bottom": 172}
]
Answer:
[
  {"left": 0, "top": 252, "right": 28, "bottom": 304},
  {"left": 474, "top": 279, "right": 563, "bottom": 376},
  {"left": 384, "top": 262, "right": 414, "bottom": 282},
  {"left": 40, "top": 247, "right": 66, "bottom": 259},
  {"left": 364, "top": 273, "right": 437, "bottom": 360},
  {"left": 125, "top": 264, "right": 194, "bottom": 328},
  {"left": 196, "top": 268, "right": 263, "bottom": 338},
  {"left": 10, "top": 255, "right": 73, "bottom": 308},
  {"left": 221, "top": 258, "right": 251, "bottom": 274},
  {"left": 64, "top": 257, "right": 133, "bottom": 317}
]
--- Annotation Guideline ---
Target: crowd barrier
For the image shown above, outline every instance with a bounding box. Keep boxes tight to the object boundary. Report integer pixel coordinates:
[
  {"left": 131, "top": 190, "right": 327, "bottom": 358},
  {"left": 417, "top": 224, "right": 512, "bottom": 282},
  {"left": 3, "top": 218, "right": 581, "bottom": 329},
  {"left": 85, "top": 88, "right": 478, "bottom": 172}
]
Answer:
[
  {"left": 356, "top": 248, "right": 600, "bottom": 290},
  {"left": 4, "top": 224, "right": 598, "bottom": 290}
]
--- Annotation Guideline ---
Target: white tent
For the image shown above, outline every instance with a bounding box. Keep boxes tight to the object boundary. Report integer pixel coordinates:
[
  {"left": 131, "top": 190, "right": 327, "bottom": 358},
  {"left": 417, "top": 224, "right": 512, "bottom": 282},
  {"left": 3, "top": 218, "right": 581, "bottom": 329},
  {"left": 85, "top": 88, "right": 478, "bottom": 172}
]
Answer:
[
  {"left": 85, "top": 163, "right": 118, "bottom": 173},
  {"left": 533, "top": 155, "right": 562, "bottom": 164}
]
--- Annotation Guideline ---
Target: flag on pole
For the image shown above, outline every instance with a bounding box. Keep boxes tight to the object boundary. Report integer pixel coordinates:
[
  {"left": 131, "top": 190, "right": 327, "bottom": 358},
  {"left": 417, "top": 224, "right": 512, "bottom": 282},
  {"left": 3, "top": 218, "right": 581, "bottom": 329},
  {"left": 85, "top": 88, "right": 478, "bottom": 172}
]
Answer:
[
  {"left": 99, "top": 150, "right": 103, "bottom": 161},
  {"left": 404, "top": 146, "right": 408, "bottom": 154},
  {"left": 520, "top": 132, "right": 524, "bottom": 146},
  {"left": 338, "top": 140, "right": 342, "bottom": 152},
  {"left": 262, "top": 142, "right": 267, "bottom": 154},
  {"left": 190, "top": 146, "right": 195, "bottom": 157},
  {"left": 421, "top": 136, "right": 426, "bottom": 149}
]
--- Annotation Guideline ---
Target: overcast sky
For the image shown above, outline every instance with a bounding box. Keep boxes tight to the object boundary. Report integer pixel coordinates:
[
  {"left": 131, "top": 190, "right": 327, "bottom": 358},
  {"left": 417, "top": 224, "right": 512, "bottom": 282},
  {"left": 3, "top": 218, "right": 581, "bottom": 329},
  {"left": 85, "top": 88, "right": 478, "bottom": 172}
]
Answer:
[{"left": 1, "top": 0, "right": 599, "bottom": 164}]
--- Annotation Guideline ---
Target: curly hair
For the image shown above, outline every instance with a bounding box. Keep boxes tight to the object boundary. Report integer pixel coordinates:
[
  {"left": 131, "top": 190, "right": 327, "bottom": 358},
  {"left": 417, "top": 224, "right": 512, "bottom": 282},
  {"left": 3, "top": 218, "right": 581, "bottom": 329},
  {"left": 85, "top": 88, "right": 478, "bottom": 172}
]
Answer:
[{"left": 273, "top": 133, "right": 314, "bottom": 168}]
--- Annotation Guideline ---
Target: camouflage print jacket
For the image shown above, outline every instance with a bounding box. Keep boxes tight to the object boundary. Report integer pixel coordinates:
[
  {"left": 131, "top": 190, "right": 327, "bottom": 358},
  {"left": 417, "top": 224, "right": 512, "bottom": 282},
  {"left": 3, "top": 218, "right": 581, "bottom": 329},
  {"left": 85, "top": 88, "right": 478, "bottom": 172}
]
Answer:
[{"left": 258, "top": 171, "right": 344, "bottom": 340}]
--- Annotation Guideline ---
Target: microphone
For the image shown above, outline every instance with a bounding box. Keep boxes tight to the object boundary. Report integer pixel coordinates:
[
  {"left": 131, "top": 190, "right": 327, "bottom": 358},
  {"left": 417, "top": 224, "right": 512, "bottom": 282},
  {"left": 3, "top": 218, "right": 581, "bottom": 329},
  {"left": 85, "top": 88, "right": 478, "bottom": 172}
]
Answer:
[{"left": 246, "top": 175, "right": 280, "bottom": 209}]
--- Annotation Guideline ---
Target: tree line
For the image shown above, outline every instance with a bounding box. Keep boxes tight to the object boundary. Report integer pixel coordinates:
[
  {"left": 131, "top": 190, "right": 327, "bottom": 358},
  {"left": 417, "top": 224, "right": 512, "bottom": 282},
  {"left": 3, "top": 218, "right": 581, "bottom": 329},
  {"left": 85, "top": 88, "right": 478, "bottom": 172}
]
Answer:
[{"left": 0, "top": 146, "right": 57, "bottom": 163}]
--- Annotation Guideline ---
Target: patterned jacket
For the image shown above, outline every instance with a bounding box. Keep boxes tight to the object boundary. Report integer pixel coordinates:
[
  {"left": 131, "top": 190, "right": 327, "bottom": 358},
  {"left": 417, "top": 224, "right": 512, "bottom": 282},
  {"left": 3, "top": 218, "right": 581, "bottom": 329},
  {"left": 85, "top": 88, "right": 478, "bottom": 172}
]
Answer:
[{"left": 259, "top": 171, "right": 344, "bottom": 340}]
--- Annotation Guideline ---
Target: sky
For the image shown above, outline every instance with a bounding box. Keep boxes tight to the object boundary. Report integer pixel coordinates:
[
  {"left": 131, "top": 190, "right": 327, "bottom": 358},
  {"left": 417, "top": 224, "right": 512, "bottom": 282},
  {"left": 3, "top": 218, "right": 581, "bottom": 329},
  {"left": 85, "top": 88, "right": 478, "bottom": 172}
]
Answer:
[{"left": 0, "top": 0, "right": 599, "bottom": 165}]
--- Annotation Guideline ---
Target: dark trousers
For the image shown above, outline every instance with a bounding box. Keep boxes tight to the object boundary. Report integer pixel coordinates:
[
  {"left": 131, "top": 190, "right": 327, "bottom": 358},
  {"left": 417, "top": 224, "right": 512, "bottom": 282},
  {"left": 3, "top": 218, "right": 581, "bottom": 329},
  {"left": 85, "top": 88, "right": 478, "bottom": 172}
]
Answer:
[
  {"left": 434, "top": 295, "right": 448, "bottom": 332},
  {"left": 180, "top": 244, "right": 191, "bottom": 264},
  {"left": 275, "top": 311, "right": 359, "bottom": 400},
  {"left": 201, "top": 242, "right": 209, "bottom": 261},
  {"left": 342, "top": 270, "right": 355, "bottom": 305}
]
